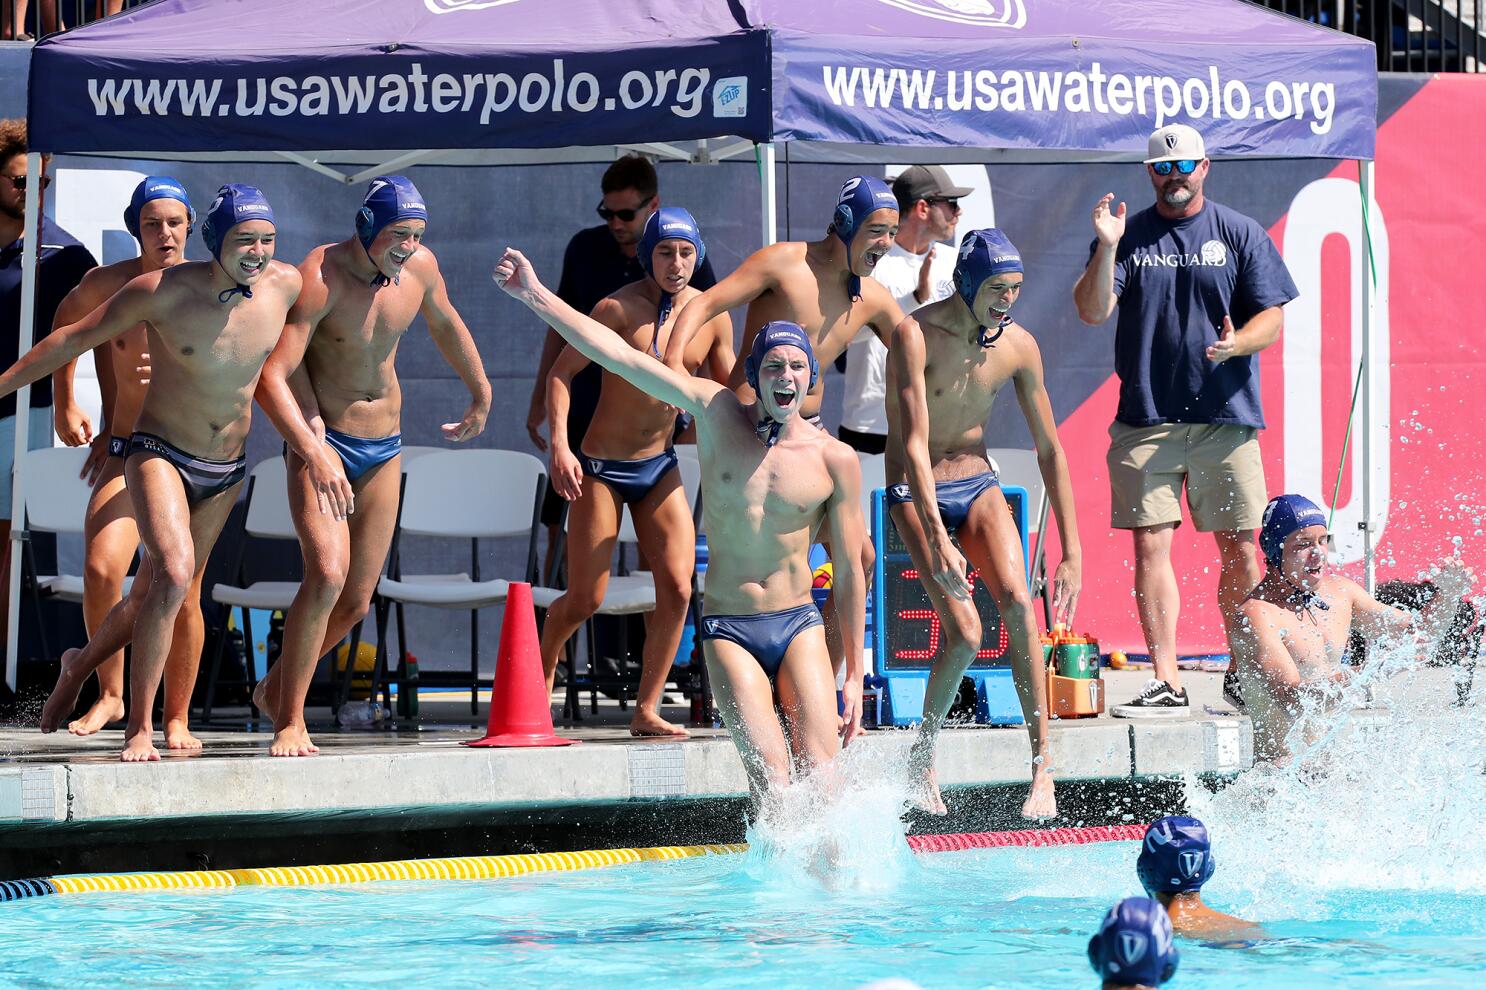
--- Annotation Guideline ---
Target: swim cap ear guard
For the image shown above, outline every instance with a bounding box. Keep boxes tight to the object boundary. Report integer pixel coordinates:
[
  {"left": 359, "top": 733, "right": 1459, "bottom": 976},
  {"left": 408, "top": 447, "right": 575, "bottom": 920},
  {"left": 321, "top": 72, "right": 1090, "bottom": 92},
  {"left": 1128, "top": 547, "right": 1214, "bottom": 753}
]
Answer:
[
  {"left": 200, "top": 183, "right": 276, "bottom": 303},
  {"left": 1087, "top": 897, "right": 1180, "bottom": 987},
  {"left": 954, "top": 228, "right": 1023, "bottom": 348},
  {"left": 123, "top": 176, "right": 195, "bottom": 241},
  {"left": 355, "top": 175, "right": 428, "bottom": 287},
  {"left": 638, "top": 207, "right": 706, "bottom": 339},
  {"left": 1137, "top": 816, "right": 1218, "bottom": 895},
  {"left": 1260, "top": 494, "right": 1328, "bottom": 566},
  {"left": 831, "top": 175, "right": 898, "bottom": 301}
]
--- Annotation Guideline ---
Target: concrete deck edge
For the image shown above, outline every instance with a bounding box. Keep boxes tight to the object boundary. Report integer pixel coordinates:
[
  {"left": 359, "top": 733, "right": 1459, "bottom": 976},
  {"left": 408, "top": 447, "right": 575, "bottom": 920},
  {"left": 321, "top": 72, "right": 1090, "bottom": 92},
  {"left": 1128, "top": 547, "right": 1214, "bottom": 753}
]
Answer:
[{"left": 0, "top": 716, "right": 1251, "bottom": 826}]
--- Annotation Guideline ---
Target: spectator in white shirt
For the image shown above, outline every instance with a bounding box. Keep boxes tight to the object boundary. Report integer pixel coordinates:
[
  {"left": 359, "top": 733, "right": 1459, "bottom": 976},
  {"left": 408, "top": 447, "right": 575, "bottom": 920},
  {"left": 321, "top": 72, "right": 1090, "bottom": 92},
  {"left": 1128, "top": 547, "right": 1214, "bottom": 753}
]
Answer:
[{"left": 837, "top": 166, "right": 969, "bottom": 454}]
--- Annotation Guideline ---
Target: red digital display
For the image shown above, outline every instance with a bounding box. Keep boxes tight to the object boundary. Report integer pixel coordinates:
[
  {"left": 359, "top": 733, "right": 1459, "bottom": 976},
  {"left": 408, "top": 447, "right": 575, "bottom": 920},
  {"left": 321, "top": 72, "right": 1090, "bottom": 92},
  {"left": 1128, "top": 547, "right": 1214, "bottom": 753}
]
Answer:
[{"left": 875, "top": 488, "right": 1025, "bottom": 673}]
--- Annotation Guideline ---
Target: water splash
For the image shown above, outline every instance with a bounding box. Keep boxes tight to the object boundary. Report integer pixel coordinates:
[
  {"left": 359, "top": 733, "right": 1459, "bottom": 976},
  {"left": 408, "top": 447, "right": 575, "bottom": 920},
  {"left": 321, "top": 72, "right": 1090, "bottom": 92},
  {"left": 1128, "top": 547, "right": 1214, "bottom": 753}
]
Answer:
[
  {"left": 1187, "top": 635, "right": 1486, "bottom": 919},
  {"left": 741, "top": 743, "right": 917, "bottom": 894}
]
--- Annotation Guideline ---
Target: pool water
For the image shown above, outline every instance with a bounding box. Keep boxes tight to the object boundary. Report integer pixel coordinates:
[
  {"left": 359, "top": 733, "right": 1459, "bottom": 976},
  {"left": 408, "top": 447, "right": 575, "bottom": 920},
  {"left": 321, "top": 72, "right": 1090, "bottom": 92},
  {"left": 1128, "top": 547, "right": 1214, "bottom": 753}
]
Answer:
[
  {"left": 5, "top": 651, "right": 1483, "bottom": 989},
  {"left": 3, "top": 838, "right": 1484, "bottom": 989}
]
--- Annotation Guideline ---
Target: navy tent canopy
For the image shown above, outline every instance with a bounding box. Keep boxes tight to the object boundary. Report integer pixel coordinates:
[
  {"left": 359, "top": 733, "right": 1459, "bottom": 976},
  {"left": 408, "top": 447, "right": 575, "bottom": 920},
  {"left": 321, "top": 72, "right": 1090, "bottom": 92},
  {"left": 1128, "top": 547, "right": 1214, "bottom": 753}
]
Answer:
[{"left": 28, "top": 0, "right": 1377, "bottom": 164}]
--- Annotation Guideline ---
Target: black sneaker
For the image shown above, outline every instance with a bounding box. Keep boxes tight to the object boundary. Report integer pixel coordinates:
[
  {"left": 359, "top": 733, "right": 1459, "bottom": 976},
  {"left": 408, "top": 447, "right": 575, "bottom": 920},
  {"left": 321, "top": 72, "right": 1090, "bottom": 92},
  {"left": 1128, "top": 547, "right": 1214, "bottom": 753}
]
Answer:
[
  {"left": 1111, "top": 679, "right": 1190, "bottom": 719},
  {"left": 1222, "top": 671, "right": 1246, "bottom": 711}
]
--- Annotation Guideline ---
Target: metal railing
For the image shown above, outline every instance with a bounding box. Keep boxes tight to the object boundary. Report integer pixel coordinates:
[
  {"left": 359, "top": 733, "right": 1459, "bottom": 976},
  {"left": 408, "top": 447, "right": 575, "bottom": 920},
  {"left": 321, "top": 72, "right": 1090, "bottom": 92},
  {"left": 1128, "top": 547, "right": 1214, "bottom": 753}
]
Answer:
[
  {"left": 1, "top": 0, "right": 144, "bottom": 40},
  {"left": 1248, "top": 1, "right": 1484, "bottom": 72}
]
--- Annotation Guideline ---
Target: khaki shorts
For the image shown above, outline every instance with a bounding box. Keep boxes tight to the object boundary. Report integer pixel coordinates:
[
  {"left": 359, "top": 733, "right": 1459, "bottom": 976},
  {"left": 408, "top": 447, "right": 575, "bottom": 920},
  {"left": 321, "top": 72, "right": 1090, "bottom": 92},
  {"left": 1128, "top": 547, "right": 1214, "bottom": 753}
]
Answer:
[{"left": 1107, "top": 422, "right": 1266, "bottom": 532}]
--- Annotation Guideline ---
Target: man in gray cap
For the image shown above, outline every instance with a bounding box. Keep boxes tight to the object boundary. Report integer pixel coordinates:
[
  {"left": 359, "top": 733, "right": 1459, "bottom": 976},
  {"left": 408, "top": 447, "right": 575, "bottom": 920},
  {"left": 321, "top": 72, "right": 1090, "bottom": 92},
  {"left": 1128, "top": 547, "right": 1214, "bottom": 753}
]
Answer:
[
  {"left": 1073, "top": 123, "right": 1299, "bottom": 718},
  {"left": 838, "top": 166, "right": 970, "bottom": 454}
]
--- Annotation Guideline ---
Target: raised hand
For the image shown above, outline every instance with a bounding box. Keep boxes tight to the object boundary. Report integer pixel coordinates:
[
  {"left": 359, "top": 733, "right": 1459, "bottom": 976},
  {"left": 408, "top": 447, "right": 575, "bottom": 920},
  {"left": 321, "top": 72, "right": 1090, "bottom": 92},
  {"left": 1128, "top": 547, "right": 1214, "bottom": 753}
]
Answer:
[
  {"left": 1092, "top": 193, "right": 1126, "bottom": 247},
  {"left": 492, "top": 247, "right": 539, "bottom": 296}
]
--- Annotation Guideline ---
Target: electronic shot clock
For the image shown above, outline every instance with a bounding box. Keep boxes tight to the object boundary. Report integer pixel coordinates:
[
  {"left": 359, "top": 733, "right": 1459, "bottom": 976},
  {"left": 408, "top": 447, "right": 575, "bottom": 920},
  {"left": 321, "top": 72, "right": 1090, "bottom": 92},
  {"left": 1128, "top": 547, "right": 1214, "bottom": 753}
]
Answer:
[{"left": 870, "top": 485, "right": 1029, "bottom": 726}]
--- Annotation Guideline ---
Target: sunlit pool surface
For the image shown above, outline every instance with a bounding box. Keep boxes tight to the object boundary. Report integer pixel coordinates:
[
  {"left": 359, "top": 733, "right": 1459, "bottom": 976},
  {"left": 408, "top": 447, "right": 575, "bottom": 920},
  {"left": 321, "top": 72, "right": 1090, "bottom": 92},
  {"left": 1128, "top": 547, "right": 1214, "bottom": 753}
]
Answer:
[{"left": 4, "top": 838, "right": 1484, "bottom": 989}]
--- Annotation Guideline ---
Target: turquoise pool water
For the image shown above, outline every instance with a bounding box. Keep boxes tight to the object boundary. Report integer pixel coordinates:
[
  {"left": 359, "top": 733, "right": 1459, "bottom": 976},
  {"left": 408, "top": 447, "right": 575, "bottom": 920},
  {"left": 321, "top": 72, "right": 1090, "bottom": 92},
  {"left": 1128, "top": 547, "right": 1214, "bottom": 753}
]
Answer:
[{"left": 4, "top": 839, "right": 1484, "bottom": 990}]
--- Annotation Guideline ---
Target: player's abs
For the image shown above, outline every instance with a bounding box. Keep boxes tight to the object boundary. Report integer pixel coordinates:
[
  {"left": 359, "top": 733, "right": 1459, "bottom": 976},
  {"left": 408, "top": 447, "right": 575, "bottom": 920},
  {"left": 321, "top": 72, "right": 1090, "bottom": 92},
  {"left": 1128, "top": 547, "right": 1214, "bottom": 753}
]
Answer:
[{"left": 311, "top": 372, "right": 404, "bottom": 440}]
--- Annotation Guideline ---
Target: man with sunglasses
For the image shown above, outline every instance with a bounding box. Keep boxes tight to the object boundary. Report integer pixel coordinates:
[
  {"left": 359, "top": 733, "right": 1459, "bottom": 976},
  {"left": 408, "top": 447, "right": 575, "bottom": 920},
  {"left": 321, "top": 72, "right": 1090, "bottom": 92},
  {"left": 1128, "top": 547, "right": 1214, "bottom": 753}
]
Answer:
[
  {"left": 0, "top": 119, "right": 96, "bottom": 657},
  {"left": 1074, "top": 123, "right": 1299, "bottom": 718},
  {"left": 838, "top": 165, "right": 969, "bottom": 455},
  {"left": 523, "top": 154, "right": 716, "bottom": 573}
]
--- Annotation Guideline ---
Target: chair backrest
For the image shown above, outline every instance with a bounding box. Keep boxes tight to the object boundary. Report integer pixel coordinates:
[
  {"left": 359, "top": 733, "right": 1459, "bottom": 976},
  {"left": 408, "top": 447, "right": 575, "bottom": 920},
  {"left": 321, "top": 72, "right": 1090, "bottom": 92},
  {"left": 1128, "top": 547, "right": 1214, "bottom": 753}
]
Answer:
[
  {"left": 242, "top": 456, "right": 298, "bottom": 540},
  {"left": 400, "top": 448, "right": 546, "bottom": 539},
  {"left": 986, "top": 447, "right": 1045, "bottom": 533},
  {"left": 399, "top": 444, "right": 444, "bottom": 467},
  {"left": 20, "top": 447, "right": 92, "bottom": 535}
]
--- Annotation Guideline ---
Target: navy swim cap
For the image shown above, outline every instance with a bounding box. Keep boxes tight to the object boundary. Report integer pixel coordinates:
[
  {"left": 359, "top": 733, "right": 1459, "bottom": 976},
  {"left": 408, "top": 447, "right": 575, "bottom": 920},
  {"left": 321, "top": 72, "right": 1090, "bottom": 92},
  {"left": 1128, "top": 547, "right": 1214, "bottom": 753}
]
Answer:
[
  {"left": 638, "top": 207, "right": 705, "bottom": 339},
  {"left": 831, "top": 175, "right": 898, "bottom": 301},
  {"left": 124, "top": 176, "right": 194, "bottom": 241},
  {"left": 1260, "top": 494, "right": 1328, "bottom": 565},
  {"left": 1087, "top": 897, "right": 1180, "bottom": 987},
  {"left": 954, "top": 228, "right": 1023, "bottom": 348},
  {"left": 200, "top": 184, "right": 275, "bottom": 302},
  {"left": 201, "top": 184, "right": 275, "bottom": 261},
  {"left": 745, "top": 321, "right": 818, "bottom": 393},
  {"left": 1137, "top": 815, "right": 1217, "bottom": 895},
  {"left": 356, "top": 175, "right": 428, "bottom": 249},
  {"left": 639, "top": 206, "right": 705, "bottom": 278}
]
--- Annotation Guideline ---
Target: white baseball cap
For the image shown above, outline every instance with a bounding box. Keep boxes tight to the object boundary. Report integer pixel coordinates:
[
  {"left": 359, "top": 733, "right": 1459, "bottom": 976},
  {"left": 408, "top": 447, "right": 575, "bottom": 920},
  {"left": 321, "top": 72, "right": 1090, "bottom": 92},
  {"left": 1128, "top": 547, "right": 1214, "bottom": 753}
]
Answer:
[{"left": 1144, "top": 124, "right": 1206, "bottom": 163}]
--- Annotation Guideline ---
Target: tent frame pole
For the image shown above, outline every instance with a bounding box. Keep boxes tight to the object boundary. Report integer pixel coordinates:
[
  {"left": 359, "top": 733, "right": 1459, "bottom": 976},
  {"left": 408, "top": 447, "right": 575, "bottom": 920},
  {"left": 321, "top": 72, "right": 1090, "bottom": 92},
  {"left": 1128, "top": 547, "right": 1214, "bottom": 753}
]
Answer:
[
  {"left": 1358, "top": 157, "right": 1376, "bottom": 593},
  {"left": 759, "top": 142, "right": 776, "bottom": 247},
  {"left": 6, "top": 153, "right": 44, "bottom": 693}
]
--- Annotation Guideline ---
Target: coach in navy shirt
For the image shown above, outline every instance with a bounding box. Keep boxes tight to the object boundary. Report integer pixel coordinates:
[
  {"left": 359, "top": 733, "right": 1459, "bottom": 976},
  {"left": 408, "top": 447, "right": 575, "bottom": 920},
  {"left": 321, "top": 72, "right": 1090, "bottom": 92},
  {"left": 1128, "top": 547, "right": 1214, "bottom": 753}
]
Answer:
[{"left": 1074, "top": 123, "right": 1298, "bottom": 718}]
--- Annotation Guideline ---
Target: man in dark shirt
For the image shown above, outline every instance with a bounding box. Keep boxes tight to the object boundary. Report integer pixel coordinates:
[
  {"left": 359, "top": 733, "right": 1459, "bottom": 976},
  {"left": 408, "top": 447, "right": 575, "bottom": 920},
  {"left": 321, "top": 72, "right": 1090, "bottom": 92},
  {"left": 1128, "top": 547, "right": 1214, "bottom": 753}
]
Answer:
[
  {"left": 0, "top": 119, "right": 97, "bottom": 650},
  {"left": 1073, "top": 123, "right": 1298, "bottom": 718},
  {"left": 523, "top": 155, "right": 716, "bottom": 572}
]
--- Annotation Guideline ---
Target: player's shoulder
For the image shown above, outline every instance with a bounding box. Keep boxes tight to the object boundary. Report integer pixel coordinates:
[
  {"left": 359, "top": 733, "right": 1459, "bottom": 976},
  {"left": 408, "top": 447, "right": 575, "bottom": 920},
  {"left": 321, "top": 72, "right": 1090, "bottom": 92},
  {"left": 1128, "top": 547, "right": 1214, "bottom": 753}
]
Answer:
[
  {"left": 75, "top": 258, "right": 145, "bottom": 298},
  {"left": 820, "top": 432, "right": 863, "bottom": 478}
]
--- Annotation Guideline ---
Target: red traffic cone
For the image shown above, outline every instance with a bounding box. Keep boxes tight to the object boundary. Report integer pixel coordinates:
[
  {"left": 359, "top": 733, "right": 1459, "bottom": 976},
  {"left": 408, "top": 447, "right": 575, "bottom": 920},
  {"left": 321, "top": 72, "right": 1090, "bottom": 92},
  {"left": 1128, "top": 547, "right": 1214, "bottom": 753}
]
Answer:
[{"left": 467, "top": 582, "right": 576, "bottom": 748}]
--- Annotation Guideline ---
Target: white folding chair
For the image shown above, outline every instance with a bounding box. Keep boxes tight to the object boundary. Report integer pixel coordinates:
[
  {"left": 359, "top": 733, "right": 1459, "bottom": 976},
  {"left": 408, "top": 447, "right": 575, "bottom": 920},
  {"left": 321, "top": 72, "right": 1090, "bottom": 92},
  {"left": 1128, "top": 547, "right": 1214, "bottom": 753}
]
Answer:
[
  {"left": 985, "top": 446, "right": 1053, "bottom": 625},
  {"left": 374, "top": 448, "right": 547, "bottom": 716},
  {"left": 856, "top": 451, "right": 886, "bottom": 538},
  {"left": 19, "top": 447, "right": 124, "bottom": 664}
]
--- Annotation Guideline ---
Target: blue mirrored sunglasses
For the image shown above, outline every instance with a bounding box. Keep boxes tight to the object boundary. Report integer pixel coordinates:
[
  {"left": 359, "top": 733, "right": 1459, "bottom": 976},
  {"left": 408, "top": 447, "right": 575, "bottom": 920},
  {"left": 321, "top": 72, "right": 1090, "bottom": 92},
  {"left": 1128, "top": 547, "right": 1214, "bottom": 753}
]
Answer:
[{"left": 1151, "top": 159, "right": 1200, "bottom": 176}]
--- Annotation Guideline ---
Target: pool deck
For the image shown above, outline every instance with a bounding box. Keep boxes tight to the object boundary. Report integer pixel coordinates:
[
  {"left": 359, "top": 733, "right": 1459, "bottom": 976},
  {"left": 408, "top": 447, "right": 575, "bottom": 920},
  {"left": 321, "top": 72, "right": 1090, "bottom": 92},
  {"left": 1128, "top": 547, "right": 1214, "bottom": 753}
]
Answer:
[{"left": 0, "top": 669, "right": 1248, "bottom": 827}]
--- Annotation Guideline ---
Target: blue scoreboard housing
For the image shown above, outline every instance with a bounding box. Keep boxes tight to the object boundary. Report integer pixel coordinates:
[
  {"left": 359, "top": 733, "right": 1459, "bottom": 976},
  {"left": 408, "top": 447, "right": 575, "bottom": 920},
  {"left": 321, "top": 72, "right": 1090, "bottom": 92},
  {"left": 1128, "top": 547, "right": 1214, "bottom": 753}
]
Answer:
[{"left": 870, "top": 485, "right": 1029, "bottom": 726}]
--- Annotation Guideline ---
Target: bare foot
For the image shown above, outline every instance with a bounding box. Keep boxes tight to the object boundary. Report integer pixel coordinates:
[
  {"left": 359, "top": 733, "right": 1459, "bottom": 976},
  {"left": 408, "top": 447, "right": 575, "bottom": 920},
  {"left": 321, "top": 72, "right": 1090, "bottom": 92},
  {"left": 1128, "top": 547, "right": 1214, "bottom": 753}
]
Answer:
[
  {"left": 1020, "top": 767, "right": 1057, "bottom": 821},
  {"left": 67, "top": 694, "right": 125, "bottom": 736},
  {"left": 40, "top": 648, "right": 89, "bottom": 733},
  {"left": 912, "top": 765, "right": 950, "bottom": 816},
  {"left": 252, "top": 677, "right": 279, "bottom": 727},
  {"left": 164, "top": 719, "right": 202, "bottom": 751},
  {"left": 629, "top": 710, "right": 690, "bottom": 738},
  {"left": 121, "top": 730, "right": 159, "bottom": 763},
  {"left": 269, "top": 725, "right": 319, "bottom": 757}
]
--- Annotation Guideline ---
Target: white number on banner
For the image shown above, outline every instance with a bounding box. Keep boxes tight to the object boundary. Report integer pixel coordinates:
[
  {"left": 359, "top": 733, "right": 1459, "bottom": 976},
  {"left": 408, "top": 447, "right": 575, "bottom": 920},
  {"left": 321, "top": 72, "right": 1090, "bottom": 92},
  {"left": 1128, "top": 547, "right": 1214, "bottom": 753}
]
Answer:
[{"left": 1281, "top": 175, "right": 1390, "bottom": 565}]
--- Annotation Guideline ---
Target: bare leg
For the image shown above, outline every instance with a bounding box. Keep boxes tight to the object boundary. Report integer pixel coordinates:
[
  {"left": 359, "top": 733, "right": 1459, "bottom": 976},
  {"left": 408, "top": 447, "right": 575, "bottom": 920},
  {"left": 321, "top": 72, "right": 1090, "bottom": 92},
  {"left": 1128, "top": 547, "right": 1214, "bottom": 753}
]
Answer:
[
  {"left": 536, "top": 483, "right": 620, "bottom": 696},
  {"left": 40, "top": 556, "right": 150, "bottom": 733},
  {"left": 1133, "top": 523, "right": 1182, "bottom": 690},
  {"left": 161, "top": 588, "right": 206, "bottom": 750},
  {"left": 116, "top": 457, "right": 239, "bottom": 762},
  {"left": 1213, "top": 529, "right": 1261, "bottom": 671},
  {"left": 774, "top": 625, "right": 842, "bottom": 777},
  {"left": 703, "top": 638, "right": 793, "bottom": 801},
  {"left": 627, "top": 475, "right": 693, "bottom": 737},
  {"left": 253, "top": 450, "right": 353, "bottom": 755},
  {"left": 961, "top": 490, "right": 1056, "bottom": 820},
  {"left": 887, "top": 503, "right": 981, "bottom": 816},
  {"left": 69, "top": 460, "right": 134, "bottom": 735}
]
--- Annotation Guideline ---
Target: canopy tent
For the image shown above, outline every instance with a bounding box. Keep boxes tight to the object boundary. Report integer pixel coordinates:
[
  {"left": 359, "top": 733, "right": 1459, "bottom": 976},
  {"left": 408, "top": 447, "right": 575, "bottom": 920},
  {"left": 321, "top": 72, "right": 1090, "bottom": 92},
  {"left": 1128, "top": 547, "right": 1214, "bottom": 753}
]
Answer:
[{"left": 9, "top": 0, "right": 1381, "bottom": 688}]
